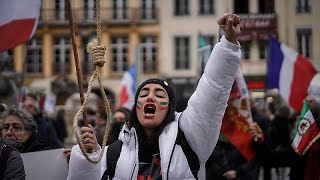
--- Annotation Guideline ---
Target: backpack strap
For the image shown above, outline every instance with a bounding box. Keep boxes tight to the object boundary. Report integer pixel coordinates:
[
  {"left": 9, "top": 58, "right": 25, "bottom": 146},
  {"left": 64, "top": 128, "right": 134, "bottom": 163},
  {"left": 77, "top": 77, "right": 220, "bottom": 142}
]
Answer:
[
  {"left": 176, "top": 126, "right": 200, "bottom": 179},
  {"left": 101, "top": 140, "right": 123, "bottom": 180},
  {"left": 0, "top": 144, "right": 17, "bottom": 179}
]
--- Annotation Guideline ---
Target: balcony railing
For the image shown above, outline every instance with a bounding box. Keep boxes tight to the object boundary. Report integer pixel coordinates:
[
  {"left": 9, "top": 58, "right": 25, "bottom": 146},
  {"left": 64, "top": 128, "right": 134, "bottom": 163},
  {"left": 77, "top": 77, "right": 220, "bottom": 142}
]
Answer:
[
  {"left": 39, "top": 7, "right": 159, "bottom": 26},
  {"left": 238, "top": 13, "right": 277, "bottom": 30}
]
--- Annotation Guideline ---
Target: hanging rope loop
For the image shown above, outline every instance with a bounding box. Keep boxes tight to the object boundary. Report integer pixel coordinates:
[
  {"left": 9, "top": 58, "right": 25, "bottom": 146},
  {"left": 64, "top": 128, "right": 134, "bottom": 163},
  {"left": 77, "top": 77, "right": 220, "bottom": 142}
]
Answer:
[
  {"left": 72, "top": 0, "right": 111, "bottom": 164},
  {"left": 87, "top": 39, "right": 106, "bottom": 68}
]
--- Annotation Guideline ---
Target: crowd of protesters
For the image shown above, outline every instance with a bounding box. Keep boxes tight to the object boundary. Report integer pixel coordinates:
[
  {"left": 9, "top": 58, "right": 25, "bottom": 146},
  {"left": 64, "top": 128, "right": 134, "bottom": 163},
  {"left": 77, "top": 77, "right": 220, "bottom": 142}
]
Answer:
[
  {"left": 205, "top": 88, "right": 320, "bottom": 180},
  {"left": 0, "top": 79, "right": 319, "bottom": 180}
]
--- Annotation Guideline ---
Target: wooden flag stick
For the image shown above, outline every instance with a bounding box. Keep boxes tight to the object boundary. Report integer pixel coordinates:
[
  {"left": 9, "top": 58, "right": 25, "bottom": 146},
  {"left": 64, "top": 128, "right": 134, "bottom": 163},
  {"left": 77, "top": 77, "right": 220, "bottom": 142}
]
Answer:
[{"left": 66, "top": 0, "right": 89, "bottom": 127}]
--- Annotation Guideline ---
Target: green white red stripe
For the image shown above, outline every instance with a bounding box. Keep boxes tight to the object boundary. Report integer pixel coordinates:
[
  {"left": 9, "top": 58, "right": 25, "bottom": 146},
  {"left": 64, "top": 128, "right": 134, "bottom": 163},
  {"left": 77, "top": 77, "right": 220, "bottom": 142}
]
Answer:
[
  {"left": 136, "top": 101, "right": 142, "bottom": 109},
  {"left": 292, "top": 101, "right": 320, "bottom": 155},
  {"left": 160, "top": 102, "right": 168, "bottom": 110}
]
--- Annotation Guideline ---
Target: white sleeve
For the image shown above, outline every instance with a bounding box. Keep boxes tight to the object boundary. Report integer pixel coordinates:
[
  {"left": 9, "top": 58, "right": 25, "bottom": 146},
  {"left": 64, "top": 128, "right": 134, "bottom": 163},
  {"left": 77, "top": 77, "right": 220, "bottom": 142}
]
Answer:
[
  {"left": 67, "top": 145, "right": 106, "bottom": 180},
  {"left": 180, "top": 35, "right": 241, "bottom": 163}
]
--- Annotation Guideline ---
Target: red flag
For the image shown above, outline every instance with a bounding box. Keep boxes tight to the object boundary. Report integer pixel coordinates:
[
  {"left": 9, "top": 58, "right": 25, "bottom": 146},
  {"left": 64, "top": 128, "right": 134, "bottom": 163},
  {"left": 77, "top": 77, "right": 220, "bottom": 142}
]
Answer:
[
  {"left": 0, "top": 0, "right": 41, "bottom": 52},
  {"left": 220, "top": 70, "right": 256, "bottom": 161},
  {"left": 221, "top": 104, "right": 256, "bottom": 161}
]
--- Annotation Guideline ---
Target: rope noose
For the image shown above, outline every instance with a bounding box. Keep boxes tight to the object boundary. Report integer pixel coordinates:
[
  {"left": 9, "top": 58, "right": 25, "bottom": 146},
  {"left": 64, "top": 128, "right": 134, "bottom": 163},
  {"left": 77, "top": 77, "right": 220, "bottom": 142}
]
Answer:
[{"left": 73, "top": 0, "right": 111, "bottom": 163}]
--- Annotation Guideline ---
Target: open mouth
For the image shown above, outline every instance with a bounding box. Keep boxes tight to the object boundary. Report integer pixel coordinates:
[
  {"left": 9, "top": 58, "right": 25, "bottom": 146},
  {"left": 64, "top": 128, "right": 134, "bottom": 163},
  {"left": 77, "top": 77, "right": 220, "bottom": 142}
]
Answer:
[{"left": 144, "top": 104, "right": 156, "bottom": 115}]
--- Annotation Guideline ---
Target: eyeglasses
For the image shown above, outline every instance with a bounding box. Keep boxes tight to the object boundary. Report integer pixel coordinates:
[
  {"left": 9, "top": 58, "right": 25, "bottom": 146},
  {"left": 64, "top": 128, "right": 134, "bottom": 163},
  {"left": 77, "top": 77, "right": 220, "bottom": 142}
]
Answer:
[{"left": 3, "top": 124, "right": 25, "bottom": 132}]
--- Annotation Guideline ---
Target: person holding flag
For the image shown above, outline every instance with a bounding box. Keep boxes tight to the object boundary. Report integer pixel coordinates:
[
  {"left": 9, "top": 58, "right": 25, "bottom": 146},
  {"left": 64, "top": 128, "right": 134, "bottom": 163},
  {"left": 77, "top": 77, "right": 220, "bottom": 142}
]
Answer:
[
  {"left": 206, "top": 72, "right": 268, "bottom": 180},
  {"left": 290, "top": 94, "right": 320, "bottom": 180}
]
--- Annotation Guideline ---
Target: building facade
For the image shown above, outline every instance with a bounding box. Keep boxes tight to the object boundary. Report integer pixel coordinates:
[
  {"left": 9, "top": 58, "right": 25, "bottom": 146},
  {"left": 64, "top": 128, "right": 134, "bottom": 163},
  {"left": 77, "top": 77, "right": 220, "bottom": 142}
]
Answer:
[
  {"left": 8, "top": 0, "right": 320, "bottom": 108},
  {"left": 12, "top": 0, "right": 160, "bottom": 106},
  {"left": 275, "top": 0, "right": 320, "bottom": 69}
]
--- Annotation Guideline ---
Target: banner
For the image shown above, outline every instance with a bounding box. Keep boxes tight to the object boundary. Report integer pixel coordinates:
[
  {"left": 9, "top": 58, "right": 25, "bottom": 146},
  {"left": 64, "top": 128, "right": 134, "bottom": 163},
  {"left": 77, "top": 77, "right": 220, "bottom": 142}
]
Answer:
[{"left": 21, "top": 148, "right": 68, "bottom": 180}]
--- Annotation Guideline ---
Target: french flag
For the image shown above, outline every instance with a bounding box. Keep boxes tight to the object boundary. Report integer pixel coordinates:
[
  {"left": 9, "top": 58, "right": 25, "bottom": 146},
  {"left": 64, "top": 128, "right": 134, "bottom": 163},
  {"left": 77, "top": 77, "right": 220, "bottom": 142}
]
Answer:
[
  {"left": 119, "top": 65, "right": 136, "bottom": 110},
  {"left": 266, "top": 37, "right": 317, "bottom": 112},
  {"left": 0, "top": 0, "right": 41, "bottom": 52}
]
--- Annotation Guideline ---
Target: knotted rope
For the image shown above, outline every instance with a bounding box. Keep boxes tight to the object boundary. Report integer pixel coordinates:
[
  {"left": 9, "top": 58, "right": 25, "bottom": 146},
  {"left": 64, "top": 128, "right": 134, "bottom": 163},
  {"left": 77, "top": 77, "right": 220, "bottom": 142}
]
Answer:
[{"left": 73, "top": 0, "right": 111, "bottom": 163}]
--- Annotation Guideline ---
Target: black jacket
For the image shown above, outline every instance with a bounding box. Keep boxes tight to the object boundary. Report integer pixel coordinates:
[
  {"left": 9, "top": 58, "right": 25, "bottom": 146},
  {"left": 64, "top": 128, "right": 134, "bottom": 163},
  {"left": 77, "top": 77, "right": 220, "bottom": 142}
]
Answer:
[
  {"left": 0, "top": 140, "right": 26, "bottom": 180},
  {"left": 21, "top": 134, "right": 51, "bottom": 153},
  {"left": 33, "top": 114, "right": 62, "bottom": 149}
]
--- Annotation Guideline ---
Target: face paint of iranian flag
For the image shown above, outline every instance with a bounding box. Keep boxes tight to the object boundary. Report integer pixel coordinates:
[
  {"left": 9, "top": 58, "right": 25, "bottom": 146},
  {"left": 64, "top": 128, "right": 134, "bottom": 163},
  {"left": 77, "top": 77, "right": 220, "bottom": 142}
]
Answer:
[
  {"left": 137, "top": 101, "right": 142, "bottom": 110},
  {"left": 160, "top": 101, "right": 169, "bottom": 110}
]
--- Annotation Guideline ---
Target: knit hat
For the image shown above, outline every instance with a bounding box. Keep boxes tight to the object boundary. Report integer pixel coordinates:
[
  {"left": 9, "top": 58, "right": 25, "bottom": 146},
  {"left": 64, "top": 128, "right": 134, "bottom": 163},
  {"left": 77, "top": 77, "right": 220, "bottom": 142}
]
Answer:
[{"left": 135, "top": 78, "right": 176, "bottom": 109}]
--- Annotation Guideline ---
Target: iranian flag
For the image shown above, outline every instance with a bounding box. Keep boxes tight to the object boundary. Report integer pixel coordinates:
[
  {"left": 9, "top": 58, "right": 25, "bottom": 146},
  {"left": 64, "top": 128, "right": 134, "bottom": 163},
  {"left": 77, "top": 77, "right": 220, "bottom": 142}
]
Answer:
[
  {"left": 0, "top": 0, "right": 41, "bottom": 52},
  {"left": 292, "top": 101, "right": 320, "bottom": 155}
]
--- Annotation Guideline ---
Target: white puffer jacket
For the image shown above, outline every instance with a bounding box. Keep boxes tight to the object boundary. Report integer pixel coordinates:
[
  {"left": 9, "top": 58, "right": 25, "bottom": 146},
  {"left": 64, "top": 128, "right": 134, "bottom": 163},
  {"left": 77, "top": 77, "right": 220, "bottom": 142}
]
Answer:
[{"left": 67, "top": 36, "right": 241, "bottom": 180}]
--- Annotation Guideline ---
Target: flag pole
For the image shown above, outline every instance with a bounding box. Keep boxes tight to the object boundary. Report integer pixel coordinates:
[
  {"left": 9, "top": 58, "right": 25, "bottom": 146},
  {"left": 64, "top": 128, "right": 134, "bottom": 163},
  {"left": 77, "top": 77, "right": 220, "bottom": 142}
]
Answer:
[{"left": 66, "top": 0, "right": 89, "bottom": 127}]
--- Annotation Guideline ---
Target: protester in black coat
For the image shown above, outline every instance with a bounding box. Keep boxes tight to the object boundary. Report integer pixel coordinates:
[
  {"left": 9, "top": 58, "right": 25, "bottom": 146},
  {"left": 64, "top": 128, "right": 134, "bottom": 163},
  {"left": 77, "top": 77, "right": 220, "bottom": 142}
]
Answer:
[
  {"left": 206, "top": 105, "right": 268, "bottom": 180},
  {"left": 0, "top": 139, "right": 25, "bottom": 180},
  {"left": 23, "top": 96, "right": 62, "bottom": 148},
  {"left": 105, "top": 107, "right": 130, "bottom": 145},
  {"left": 290, "top": 95, "right": 320, "bottom": 180},
  {"left": 53, "top": 109, "right": 68, "bottom": 143}
]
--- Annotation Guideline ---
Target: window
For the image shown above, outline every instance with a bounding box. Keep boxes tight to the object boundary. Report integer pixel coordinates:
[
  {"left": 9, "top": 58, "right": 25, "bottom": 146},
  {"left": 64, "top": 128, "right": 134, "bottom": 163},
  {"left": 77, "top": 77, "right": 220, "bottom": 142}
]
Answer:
[
  {"left": 112, "top": 0, "right": 128, "bottom": 20},
  {"left": 55, "top": 0, "right": 67, "bottom": 21},
  {"left": 259, "top": 41, "right": 268, "bottom": 60},
  {"left": 175, "top": 37, "right": 190, "bottom": 70},
  {"left": 199, "top": 0, "right": 214, "bottom": 15},
  {"left": 82, "top": 37, "right": 95, "bottom": 75},
  {"left": 141, "top": 0, "right": 157, "bottom": 21},
  {"left": 0, "top": 51, "right": 14, "bottom": 71},
  {"left": 241, "top": 43, "right": 250, "bottom": 60},
  {"left": 111, "top": 36, "right": 129, "bottom": 73},
  {"left": 26, "top": 38, "right": 42, "bottom": 75},
  {"left": 234, "top": 0, "right": 249, "bottom": 13},
  {"left": 297, "top": 0, "right": 311, "bottom": 13},
  {"left": 84, "top": 0, "right": 96, "bottom": 22},
  {"left": 174, "top": 0, "right": 189, "bottom": 16},
  {"left": 297, "top": 28, "right": 312, "bottom": 58},
  {"left": 140, "top": 36, "right": 157, "bottom": 73},
  {"left": 259, "top": 0, "right": 274, "bottom": 13},
  {"left": 53, "top": 37, "right": 71, "bottom": 74}
]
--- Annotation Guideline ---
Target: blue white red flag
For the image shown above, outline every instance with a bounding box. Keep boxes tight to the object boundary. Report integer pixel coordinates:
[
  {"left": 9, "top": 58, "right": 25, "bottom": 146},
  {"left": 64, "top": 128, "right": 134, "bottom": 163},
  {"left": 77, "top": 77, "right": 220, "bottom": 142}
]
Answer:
[
  {"left": 119, "top": 65, "right": 136, "bottom": 109},
  {"left": 266, "top": 37, "right": 317, "bottom": 112}
]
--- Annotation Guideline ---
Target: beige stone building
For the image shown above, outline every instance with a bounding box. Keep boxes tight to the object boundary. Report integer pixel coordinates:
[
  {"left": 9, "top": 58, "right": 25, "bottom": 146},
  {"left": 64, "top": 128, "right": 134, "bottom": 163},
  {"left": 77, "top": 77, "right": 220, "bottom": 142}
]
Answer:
[
  {"left": 159, "top": 0, "right": 319, "bottom": 104},
  {"left": 275, "top": 0, "right": 320, "bottom": 70},
  {"left": 12, "top": 0, "right": 160, "bottom": 106},
  {"left": 8, "top": 0, "right": 320, "bottom": 109}
]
